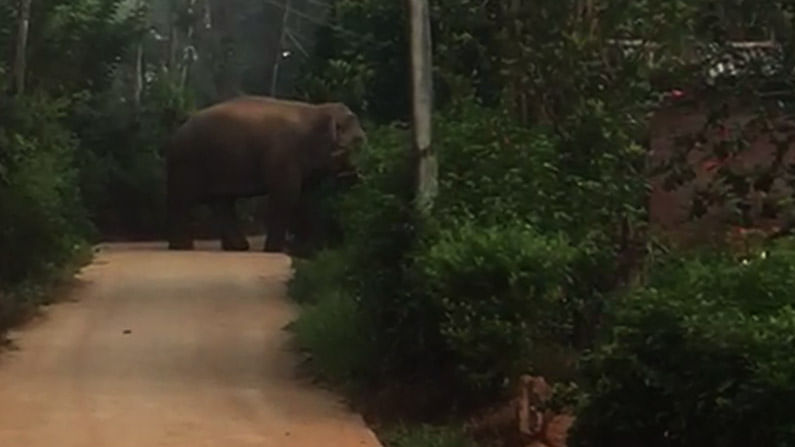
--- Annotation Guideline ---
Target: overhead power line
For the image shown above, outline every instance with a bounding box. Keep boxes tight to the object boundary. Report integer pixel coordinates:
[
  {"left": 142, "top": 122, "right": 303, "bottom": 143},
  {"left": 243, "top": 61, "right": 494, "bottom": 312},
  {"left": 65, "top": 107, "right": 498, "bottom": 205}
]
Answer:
[{"left": 261, "top": 0, "right": 390, "bottom": 49}]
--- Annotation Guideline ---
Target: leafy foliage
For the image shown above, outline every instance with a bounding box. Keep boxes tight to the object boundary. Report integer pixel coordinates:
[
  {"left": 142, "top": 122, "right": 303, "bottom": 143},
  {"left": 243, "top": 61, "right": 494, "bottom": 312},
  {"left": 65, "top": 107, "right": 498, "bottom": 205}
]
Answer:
[
  {"left": 71, "top": 76, "right": 195, "bottom": 237},
  {"left": 0, "top": 93, "right": 92, "bottom": 332},
  {"left": 290, "top": 286, "right": 378, "bottom": 385},
  {"left": 296, "top": 0, "right": 505, "bottom": 122},
  {"left": 289, "top": 100, "right": 632, "bottom": 408},
  {"left": 288, "top": 249, "right": 351, "bottom": 305},
  {"left": 381, "top": 425, "right": 477, "bottom": 447},
  {"left": 20, "top": 0, "right": 146, "bottom": 96},
  {"left": 290, "top": 2, "right": 795, "bottom": 436},
  {"left": 415, "top": 222, "right": 578, "bottom": 395},
  {"left": 0, "top": 94, "right": 90, "bottom": 286},
  {"left": 0, "top": 0, "right": 186, "bottom": 335},
  {"left": 571, "top": 242, "right": 795, "bottom": 447}
]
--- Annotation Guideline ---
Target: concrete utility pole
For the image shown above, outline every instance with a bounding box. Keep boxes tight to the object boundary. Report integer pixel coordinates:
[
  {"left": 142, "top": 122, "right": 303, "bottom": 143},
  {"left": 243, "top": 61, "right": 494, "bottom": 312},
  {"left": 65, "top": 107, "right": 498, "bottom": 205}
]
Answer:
[{"left": 407, "top": 0, "right": 437, "bottom": 213}]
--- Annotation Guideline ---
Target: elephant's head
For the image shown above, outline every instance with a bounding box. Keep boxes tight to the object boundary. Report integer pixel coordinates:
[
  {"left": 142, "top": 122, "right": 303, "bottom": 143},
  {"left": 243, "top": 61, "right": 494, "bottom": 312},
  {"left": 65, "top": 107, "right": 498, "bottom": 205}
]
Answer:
[{"left": 318, "top": 103, "right": 366, "bottom": 178}]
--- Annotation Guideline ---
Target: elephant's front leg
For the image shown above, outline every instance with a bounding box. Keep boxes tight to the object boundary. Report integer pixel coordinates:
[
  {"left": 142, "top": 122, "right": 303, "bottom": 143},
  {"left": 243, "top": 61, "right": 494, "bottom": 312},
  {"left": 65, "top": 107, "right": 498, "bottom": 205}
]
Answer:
[
  {"left": 286, "top": 190, "right": 316, "bottom": 258},
  {"left": 264, "top": 176, "right": 301, "bottom": 253},
  {"left": 212, "top": 199, "right": 250, "bottom": 251}
]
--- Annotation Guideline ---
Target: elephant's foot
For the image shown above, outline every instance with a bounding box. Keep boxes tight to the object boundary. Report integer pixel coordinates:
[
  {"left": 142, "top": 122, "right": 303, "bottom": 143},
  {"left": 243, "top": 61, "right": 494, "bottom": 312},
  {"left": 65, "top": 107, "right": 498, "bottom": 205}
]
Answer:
[
  {"left": 168, "top": 238, "right": 195, "bottom": 250},
  {"left": 221, "top": 234, "right": 250, "bottom": 252}
]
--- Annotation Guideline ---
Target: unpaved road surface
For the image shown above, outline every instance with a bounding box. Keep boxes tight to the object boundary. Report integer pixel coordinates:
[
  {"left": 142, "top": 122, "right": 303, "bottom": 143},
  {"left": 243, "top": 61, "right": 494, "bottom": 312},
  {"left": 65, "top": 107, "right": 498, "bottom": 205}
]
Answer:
[{"left": 0, "top": 239, "right": 382, "bottom": 447}]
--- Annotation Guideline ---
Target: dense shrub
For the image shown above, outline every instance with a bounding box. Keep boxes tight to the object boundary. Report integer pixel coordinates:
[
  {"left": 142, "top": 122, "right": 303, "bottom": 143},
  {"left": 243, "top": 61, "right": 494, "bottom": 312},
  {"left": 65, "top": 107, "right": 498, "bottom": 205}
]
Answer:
[
  {"left": 71, "top": 79, "right": 194, "bottom": 238},
  {"left": 0, "top": 94, "right": 90, "bottom": 286},
  {"left": 289, "top": 100, "right": 629, "bottom": 408},
  {"left": 432, "top": 100, "right": 645, "bottom": 241},
  {"left": 0, "top": 93, "right": 92, "bottom": 333},
  {"left": 290, "top": 288, "right": 378, "bottom": 385},
  {"left": 570, "top": 243, "right": 795, "bottom": 447},
  {"left": 381, "top": 425, "right": 477, "bottom": 447},
  {"left": 415, "top": 222, "right": 578, "bottom": 396},
  {"left": 288, "top": 249, "right": 351, "bottom": 305},
  {"left": 296, "top": 0, "right": 504, "bottom": 122},
  {"left": 288, "top": 248, "right": 379, "bottom": 386}
]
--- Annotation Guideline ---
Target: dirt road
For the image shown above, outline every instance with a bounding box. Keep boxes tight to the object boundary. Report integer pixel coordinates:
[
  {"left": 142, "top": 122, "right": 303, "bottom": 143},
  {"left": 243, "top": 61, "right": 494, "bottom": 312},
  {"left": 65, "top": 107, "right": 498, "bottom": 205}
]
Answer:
[{"left": 0, "top": 239, "right": 382, "bottom": 447}]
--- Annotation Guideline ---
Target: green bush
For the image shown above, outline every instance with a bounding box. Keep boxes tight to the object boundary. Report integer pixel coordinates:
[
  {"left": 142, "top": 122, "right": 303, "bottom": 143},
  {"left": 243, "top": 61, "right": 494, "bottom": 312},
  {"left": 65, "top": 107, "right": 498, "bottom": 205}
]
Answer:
[
  {"left": 381, "top": 425, "right": 477, "bottom": 447},
  {"left": 296, "top": 0, "right": 504, "bottom": 123},
  {"left": 290, "top": 101, "right": 623, "bottom": 407},
  {"left": 570, "top": 243, "right": 795, "bottom": 447},
  {"left": 431, "top": 103, "right": 562, "bottom": 229},
  {"left": 71, "top": 79, "right": 194, "bottom": 238},
  {"left": 415, "top": 222, "right": 578, "bottom": 396},
  {"left": 288, "top": 249, "right": 352, "bottom": 305},
  {"left": 0, "top": 94, "right": 90, "bottom": 286},
  {"left": 0, "top": 93, "right": 92, "bottom": 334},
  {"left": 291, "top": 289, "right": 378, "bottom": 386}
]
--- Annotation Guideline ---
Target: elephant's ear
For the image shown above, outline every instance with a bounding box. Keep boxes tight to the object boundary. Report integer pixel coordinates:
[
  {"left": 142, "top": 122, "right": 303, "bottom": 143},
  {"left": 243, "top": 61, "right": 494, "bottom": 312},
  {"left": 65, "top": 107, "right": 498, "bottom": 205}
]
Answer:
[
  {"left": 315, "top": 108, "right": 341, "bottom": 150},
  {"left": 306, "top": 109, "right": 339, "bottom": 159},
  {"left": 326, "top": 111, "right": 340, "bottom": 149}
]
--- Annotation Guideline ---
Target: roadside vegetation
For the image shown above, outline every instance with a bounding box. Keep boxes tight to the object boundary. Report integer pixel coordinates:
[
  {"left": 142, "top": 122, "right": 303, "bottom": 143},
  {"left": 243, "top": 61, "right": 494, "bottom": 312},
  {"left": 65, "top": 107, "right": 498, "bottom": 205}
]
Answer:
[
  {"left": 3, "top": 0, "right": 795, "bottom": 446},
  {"left": 289, "top": 1, "right": 795, "bottom": 445}
]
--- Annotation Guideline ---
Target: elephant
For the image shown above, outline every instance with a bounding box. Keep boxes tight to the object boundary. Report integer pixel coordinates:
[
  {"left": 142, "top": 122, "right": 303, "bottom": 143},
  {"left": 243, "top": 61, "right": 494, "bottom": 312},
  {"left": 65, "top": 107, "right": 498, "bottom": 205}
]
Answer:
[{"left": 165, "top": 95, "right": 366, "bottom": 252}]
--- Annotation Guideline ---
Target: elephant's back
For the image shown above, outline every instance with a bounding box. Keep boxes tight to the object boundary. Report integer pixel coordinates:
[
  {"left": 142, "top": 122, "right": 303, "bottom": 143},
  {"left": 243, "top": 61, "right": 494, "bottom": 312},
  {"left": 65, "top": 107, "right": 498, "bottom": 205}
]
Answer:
[
  {"left": 185, "top": 97, "right": 313, "bottom": 143},
  {"left": 165, "top": 97, "right": 316, "bottom": 191}
]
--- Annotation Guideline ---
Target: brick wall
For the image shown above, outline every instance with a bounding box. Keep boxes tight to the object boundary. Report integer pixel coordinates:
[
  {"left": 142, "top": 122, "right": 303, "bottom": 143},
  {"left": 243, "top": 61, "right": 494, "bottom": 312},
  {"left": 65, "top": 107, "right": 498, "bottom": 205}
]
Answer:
[{"left": 647, "top": 100, "right": 795, "bottom": 245}]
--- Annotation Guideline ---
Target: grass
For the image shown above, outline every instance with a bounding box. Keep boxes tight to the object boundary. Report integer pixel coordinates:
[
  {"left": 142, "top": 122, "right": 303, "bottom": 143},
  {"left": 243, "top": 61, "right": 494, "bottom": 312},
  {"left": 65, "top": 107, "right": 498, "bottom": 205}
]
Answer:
[
  {"left": 287, "top": 251, "right": 483, "bottom": 447},
  {"left": 380, "top": 425, "right": 478, "bottom": 447},
  {"left": 0, "top": 243, "right": 93, "bottom": 340},
  {"left": 290, "top": 288, "right": 377, "bottom": 387}
]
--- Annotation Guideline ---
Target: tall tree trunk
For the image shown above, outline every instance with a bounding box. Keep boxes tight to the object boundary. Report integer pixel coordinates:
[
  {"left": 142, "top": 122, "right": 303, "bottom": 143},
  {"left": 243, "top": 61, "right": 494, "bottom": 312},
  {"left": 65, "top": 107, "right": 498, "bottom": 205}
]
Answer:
[
  {"left": 500, "top": 0, "right": 529, "bottom": 124},
  {"left": 180, "top": 0, "right": 198, "bottom": 89},
  {"left": 12, "top": 0, "right": 32, "bottom": 95},
  {"left": 133, "top": 0, "right": 145, "bottom": 109},
  {"left": 270, "top": 0, "right": 291, "bottom": 96},
  {"left": 210, "top": 0, "right": 236, "bottom": 99},
  {"left": 202, "top": 0, "right": 212, "bottom": 30},
  {"left": 511, "top": 0, "right": 528, "bottom": 124},
  {"left": 167, "top": 0, "right": 178, "bottom": 74}
]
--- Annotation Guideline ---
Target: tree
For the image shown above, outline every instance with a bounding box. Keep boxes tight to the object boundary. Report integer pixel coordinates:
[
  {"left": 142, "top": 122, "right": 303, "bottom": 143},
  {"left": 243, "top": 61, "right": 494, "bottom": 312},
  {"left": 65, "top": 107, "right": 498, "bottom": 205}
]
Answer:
[
  {"left": 269, "top": 0, "right": 290, "bottom": 95},
  {"left": 11, "top": 0, "right": 31, "bottom": 95}
]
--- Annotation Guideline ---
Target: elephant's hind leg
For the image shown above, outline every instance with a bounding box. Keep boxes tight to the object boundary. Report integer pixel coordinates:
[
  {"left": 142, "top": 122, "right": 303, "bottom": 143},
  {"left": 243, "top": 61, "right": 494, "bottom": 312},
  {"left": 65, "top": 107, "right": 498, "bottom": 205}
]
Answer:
[
  {"left": 264, "top": 177, "right": 301, "bottom": 253},
  {"left": 213, "top": 199, "right": 250, "bottom": 251},
  {"left": 285, "top": 193, "right": 315, "bottom": 258}
]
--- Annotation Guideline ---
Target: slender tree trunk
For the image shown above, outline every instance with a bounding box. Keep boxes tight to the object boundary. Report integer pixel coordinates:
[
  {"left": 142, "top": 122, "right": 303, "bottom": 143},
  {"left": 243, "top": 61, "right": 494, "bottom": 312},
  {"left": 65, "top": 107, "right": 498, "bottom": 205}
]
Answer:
[
  {"left": 511, "top": 0, "right": 528, "bottom": 124},
  {"left": 270, "top": 0, "right": 291, "bottom": 96},
  {"left": 12, "top": 0, "right": 32, "bottom": 95},
  {"left": 133, "top": 0, "right": 145, "bottom": 108},
  {"left": 167, "top": 0, "right": 178, "bottom": 74},
  {"left": 134, "top": 41, "right": 144, "bottom": 108},
  {"left": 202, "top": 0, "right": 212, "bottom": 30},
  {"left": 180, "top": 0, "right": 197, "bottom": 89},
  {"left": 407, "top": 0, "right": 436, "bottom": 213}
]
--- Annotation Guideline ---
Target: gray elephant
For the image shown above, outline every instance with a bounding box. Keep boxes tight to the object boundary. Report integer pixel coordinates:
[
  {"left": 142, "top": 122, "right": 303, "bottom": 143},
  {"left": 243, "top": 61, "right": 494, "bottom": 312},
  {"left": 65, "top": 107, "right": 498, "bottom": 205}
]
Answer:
[{"left": 165, "top": 96, "right": 366, "bottom": 252}]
